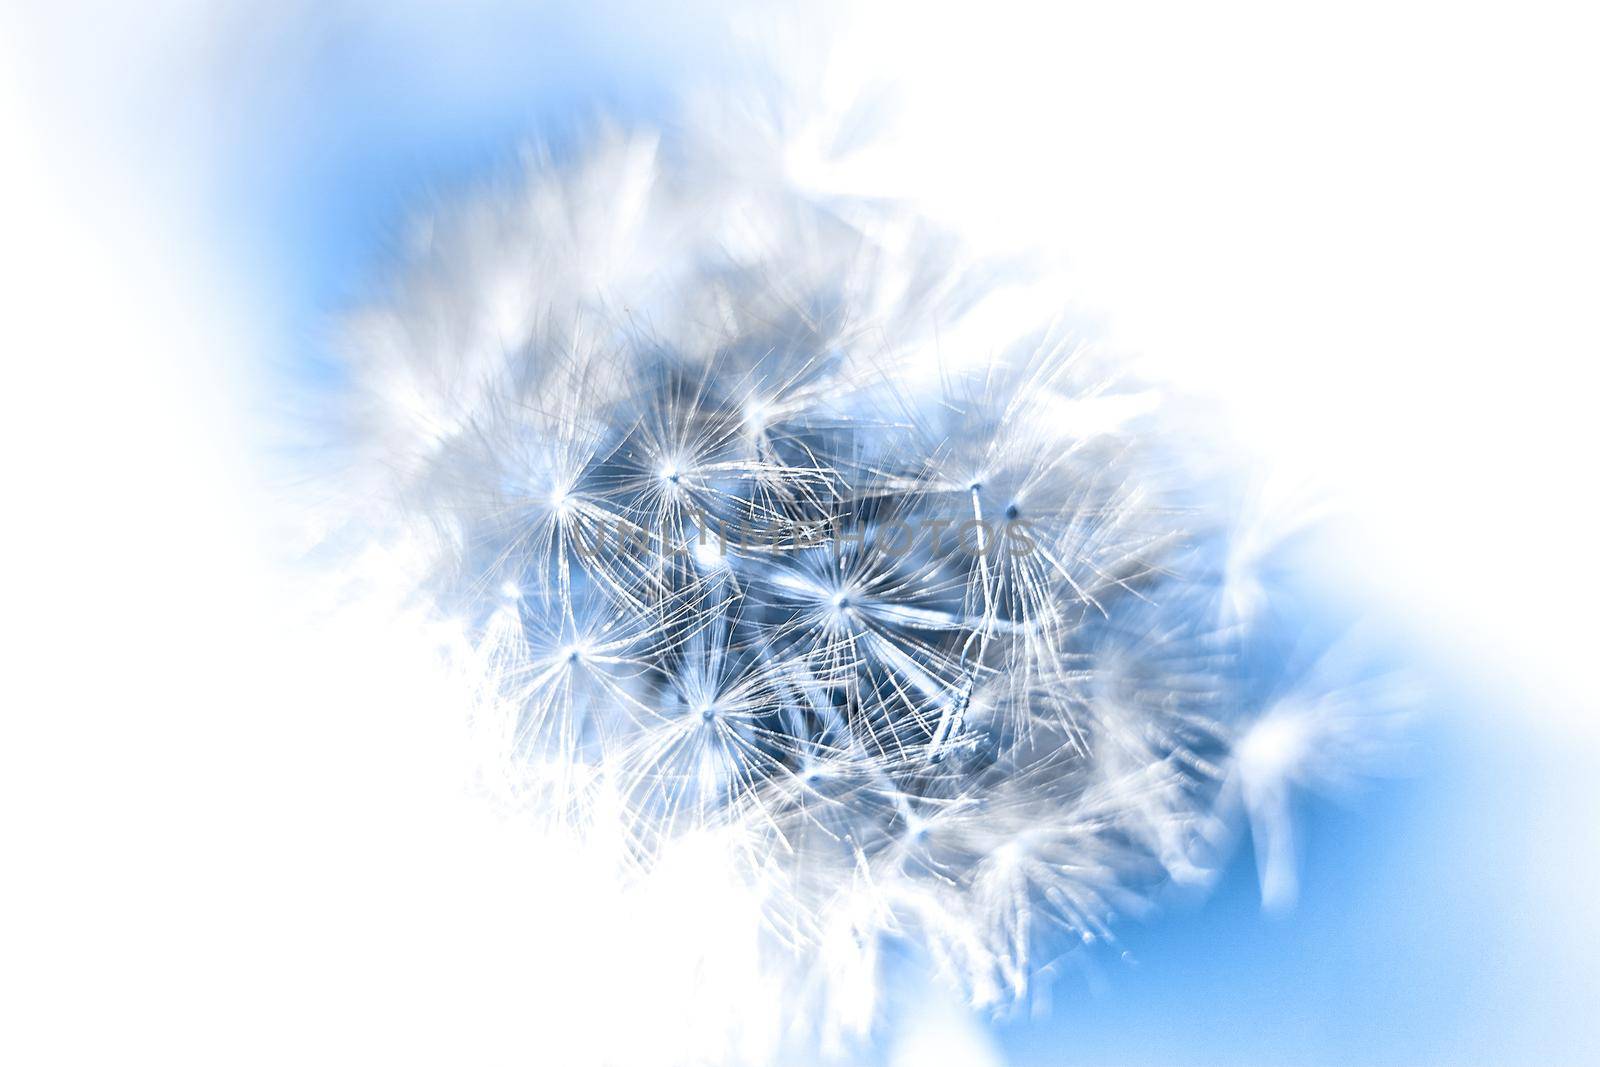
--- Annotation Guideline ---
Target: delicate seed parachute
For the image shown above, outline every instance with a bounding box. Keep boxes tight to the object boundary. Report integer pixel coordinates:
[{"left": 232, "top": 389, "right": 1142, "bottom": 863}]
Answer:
[{"left": 323, "top": 111, "right": 1392, "bottom": 1060}]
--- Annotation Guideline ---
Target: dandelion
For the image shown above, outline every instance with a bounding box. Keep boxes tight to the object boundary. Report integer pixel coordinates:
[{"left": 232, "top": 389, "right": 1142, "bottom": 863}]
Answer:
[{"left": 324, "top": 109, "right": 1400, "bottom": 1059}]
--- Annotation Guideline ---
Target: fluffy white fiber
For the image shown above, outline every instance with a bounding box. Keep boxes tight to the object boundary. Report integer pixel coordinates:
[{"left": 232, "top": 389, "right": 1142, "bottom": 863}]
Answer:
[{"left": 322, "top": 105, "right": 1392, "bottom": 1063}]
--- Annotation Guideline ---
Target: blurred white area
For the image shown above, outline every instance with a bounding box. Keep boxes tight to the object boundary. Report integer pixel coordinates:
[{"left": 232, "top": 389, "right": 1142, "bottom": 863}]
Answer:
[
  {"left": 2, "top": 1, "right": 1597, "bottom": 1063},
  {"left": 806, "top": 2, "right": 1600, "bottom": 730}
]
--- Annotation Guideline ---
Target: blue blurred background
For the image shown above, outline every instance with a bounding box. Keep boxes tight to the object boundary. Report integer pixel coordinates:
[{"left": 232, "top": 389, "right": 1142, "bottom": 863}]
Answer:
[{"left": 9, "top": 2, "right": 1591, "bottom": 1064}]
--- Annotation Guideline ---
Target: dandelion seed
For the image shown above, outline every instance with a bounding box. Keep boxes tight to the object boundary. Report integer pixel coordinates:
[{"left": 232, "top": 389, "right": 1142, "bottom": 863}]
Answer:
[{"left": 325, "top": 108, "right": 1401, "bottom": 1059}]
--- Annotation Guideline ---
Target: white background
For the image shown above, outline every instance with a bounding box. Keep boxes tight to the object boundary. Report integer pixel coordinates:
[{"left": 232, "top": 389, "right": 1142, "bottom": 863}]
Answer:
[{"left": 3, "top": 2, "right": 1597, "bottom": 1063}]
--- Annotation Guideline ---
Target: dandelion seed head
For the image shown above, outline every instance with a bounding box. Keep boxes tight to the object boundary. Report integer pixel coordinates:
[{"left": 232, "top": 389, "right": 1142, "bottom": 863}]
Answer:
[{"left": 322, "top": 107, "right": 1406, "bottom": 1062}]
